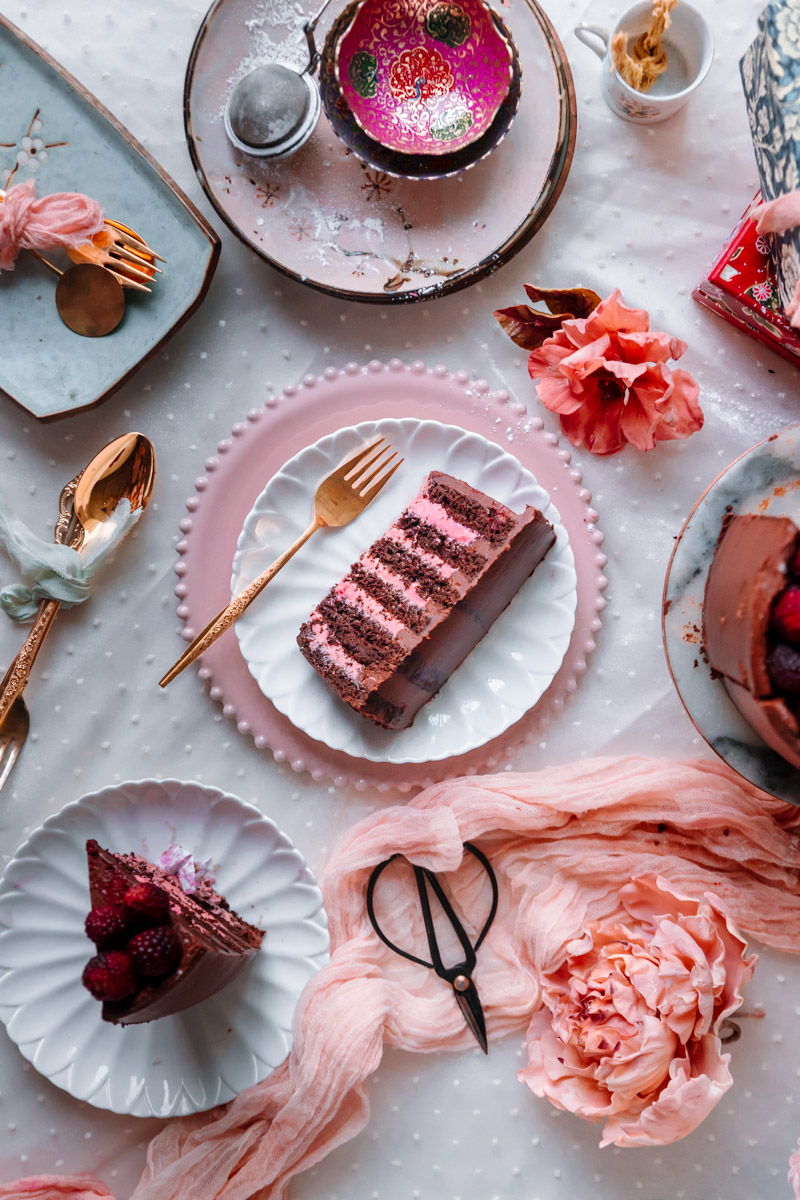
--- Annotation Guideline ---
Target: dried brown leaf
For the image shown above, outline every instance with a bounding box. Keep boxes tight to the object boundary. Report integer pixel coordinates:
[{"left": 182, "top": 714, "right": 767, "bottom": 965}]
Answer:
[
  {"left": 493, "top": 304, "right": 567, "bottom": 351},
  {"left": 523, "top": 284, "right": 602, "bottom": 320}
]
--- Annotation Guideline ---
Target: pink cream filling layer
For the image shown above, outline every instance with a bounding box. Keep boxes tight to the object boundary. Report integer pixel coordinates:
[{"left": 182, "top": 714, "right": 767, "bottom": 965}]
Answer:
[
  {"left": 335, "top": 580, "right": 405, "bottom": 636},
  {"left": 406, "top": 497, "right": 478, "bottom": 545},
  {"left": 306, "top": 618, "right": 364, "bottom": 683},
  {"left": 385, "top": 526, "right": 457, "bottom": 577},
  {"left": 361, "top": 555, "right": 428, "bottom": 609}
]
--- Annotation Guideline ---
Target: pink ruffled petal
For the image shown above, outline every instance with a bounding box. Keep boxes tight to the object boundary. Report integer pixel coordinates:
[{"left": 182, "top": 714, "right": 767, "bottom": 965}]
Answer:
[
  {"left": 560, "top": 398, "right": 627, "bottom": 455},
  {"left": 600, "top": 1035, "right": 733, "bottom": 1148},
  {"left": 616, "top": 330, "right": 687, "bottom": 364},
  {"left": 587, "top": 288, "right": 650, "bottom": 335},
  {"left": 535, "top": 373, "right": 585, "bottom": 415}
]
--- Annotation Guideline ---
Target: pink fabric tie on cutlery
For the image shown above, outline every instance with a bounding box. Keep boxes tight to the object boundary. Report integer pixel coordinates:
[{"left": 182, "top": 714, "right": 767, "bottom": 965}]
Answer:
[
  {"left": 4, "top": 756, "right": 800, "bottom": 1200},
  {"left": 0, "top": 179, "right": 104, "bottom": 271}
]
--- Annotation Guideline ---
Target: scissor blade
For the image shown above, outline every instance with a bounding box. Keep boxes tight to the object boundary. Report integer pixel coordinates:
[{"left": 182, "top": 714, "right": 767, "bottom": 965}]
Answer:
[{"left": 455, "top": 985, "right": 488, "bottom": 1054}]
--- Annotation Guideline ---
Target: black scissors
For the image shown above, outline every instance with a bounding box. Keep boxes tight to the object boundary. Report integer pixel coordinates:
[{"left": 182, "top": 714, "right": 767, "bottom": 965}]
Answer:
[{"left": 366, "top": 842, "right": 498, "bottom": 1054}]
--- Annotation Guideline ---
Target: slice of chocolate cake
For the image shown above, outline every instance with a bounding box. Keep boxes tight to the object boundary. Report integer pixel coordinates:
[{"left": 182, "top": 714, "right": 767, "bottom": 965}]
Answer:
[
  {"left": 703, "top": 512, "right": 800, "bottom": 768},
  {"left": 297, "top": 471, "right": 556, "bottom": 730},
  {"left": 81, "top": 839, "right": 263, "bottom": 1025}
]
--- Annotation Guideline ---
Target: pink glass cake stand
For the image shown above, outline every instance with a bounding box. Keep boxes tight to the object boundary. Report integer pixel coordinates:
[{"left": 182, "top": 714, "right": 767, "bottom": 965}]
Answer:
[
  {"left": 173, "top": 361, "right": 607, "bottom": 793},
  {"left": 335, "top": 0, "right": 514, "bottom": 156}
]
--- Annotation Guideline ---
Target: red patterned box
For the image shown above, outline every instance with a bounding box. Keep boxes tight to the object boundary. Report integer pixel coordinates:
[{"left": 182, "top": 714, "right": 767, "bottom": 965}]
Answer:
[{"left": 693, "top": 193, "right": 800, "bottom": 366}]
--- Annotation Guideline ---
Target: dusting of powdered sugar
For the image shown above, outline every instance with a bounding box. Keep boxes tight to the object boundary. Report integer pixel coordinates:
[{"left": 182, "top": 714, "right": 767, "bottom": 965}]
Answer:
[{"left": 218, "top": 0, "right": 310, "bottom": 120}]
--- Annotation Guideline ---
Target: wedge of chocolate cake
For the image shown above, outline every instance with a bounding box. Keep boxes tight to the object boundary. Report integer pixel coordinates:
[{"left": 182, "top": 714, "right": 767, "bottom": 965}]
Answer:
[
  {"left": 81, "top": 839, "right": 263, "bottom": 1025},
  {"left": 297, "top": 471, "right": 555, "bottom": 730}
]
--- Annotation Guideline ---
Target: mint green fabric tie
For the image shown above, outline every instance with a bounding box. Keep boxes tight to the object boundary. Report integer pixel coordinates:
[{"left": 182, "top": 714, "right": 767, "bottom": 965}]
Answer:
[{"left": 0, "top": 492, "right": 141, "bottom": 622}]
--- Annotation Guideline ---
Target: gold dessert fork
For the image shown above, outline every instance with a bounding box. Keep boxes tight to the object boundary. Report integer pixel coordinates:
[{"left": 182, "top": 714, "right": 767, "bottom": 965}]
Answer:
[
  {"left": 0, "top": 190, "right": 163, "bottom": 293},
  {"left": 159, "top": 437, "right": 403, "bottom": 687},
  {"left": 67, "top": 219, "right": 165, "bottom": 292}
]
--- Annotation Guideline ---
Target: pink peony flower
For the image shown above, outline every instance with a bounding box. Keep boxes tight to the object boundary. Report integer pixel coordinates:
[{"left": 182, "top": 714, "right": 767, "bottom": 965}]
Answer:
[
  {"left": 518, "top": 874, "right": 756, "bottom": 1147},
  {"left": 527, "top": 289, "right": 703, "bottom": 456}
]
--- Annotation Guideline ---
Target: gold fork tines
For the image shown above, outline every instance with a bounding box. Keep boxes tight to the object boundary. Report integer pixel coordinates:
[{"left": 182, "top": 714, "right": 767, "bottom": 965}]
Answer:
[
  {"left": 68, "top": 220, "right": 165, "bottom": 292},
  {"left": 159, "top": 436, "right": 405, "bottom": 688}
]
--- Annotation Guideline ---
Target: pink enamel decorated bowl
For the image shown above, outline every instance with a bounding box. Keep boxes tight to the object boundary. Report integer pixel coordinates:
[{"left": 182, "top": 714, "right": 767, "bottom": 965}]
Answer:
[{"left": 335, "top": 0, "right": 515, "bottom": 155}]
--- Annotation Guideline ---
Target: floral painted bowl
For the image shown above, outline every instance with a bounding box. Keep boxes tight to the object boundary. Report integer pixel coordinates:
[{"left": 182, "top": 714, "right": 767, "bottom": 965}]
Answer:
[
  {"left": 335, "top": 0, "right": 515, "bottom": 155},
  {"left": 320, "top": 1, "right": 521, "bottom": 179}
]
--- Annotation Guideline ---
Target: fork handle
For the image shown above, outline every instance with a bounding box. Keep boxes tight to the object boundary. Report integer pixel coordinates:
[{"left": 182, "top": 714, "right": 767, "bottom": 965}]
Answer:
[
  {"left": 159, "top": 516, "right": 323, "bottom": 688},
  {"left": 0, "top": 599, "right": 62, "bottom": 727}
]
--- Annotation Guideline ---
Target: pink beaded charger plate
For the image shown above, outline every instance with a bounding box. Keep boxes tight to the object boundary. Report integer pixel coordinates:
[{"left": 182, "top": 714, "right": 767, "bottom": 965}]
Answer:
[
  {"left": 335, "top": 0, "right": 514, "bottom": 156},
  {"left": 173, "top": 361, "right": 607, "bottom": 792}
]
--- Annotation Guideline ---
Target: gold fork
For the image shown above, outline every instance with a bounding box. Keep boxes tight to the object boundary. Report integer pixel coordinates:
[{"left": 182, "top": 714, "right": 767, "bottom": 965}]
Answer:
[
  {"left": 0, "top": 190, "right": 163, "bottom": 293},
  {"left": 159, "top": 437, "right": 403, "bottom": 688},
  {"left": 67, "top": 219, "right": 165, "bottom": 292}
]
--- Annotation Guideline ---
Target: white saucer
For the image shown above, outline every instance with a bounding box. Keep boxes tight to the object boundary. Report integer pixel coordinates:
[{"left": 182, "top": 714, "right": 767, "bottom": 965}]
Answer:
[
  {"left": 0, "top": 779, "right": 329, "bottom": 1117},
  {"left": 232, "top": 418, "right": 577, "bottom": 764}
]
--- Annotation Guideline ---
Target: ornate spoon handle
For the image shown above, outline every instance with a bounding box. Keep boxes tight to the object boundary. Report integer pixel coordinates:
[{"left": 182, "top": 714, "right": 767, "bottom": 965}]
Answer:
[{"left": 0, "top": 473, "right": 83, "bottom": 727}]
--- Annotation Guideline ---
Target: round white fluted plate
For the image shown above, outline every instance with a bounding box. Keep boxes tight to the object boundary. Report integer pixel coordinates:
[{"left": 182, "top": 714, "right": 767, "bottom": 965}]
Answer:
[
  {"left": 232, "top": 419, "right": 577, "bottom": 764},
  {"left": 0, "top": 779, "right": 329, "bottom": 1118}
]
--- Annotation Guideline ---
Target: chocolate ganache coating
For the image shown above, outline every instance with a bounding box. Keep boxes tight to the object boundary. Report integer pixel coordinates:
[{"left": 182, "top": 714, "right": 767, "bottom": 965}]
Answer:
[
  {"left": 703, "top": 512, "right": 800, "bottom": 768},
  {"left": 86, "top": 840, "right": 263, "bottom": 1025}
]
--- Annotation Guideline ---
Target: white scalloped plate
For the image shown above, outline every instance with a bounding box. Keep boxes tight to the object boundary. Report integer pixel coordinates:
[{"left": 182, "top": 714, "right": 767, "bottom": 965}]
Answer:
[
  {"left": 232, "top": 419, "right": 577, "bottom": 764},
  {"left": 0, "top": 779, "right": 329, "bottom": 1118}
]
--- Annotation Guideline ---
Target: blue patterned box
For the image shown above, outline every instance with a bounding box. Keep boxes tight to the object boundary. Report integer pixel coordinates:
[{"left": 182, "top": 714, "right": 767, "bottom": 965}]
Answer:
[{"left": 741, "top": 0, "right": 800, "bottom": 314}]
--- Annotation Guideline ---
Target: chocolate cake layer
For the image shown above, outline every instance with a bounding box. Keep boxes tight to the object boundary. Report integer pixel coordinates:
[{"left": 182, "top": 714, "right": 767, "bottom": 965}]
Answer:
[
  {"left": 297, "top": 470, "right": 556, "bottom": 731},
  {"left": 86, "top": 840, "right": 263, "bottom": 1025},
  {"left": 703, "top": 512, "right": 800, "bottom": 768}
]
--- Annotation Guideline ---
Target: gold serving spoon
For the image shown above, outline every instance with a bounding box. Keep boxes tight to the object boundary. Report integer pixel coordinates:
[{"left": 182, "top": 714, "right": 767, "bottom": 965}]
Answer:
[{"left": 0, "top": 433, "right": 156, "bottom": 731}]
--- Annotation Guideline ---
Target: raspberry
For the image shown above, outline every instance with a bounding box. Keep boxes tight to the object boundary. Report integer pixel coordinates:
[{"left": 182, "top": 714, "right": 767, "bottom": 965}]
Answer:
[
  {"left": 127, "top": 926, "right": 182, "bottom": 980},
  {"left": 771, "top": 586, "right": 800, "bottom": 645},
  {"left": 85, "top": 905, "right": 128, "bottom": 949},
  {"left": 123, "top": 882, "right": 171, "bottom": 928},
  {"left": 767, "top": 643, "right": 800, "bottom": 694},
  {"left": 82, "top": 951, "right": 138, "bottom": 1002},
  {"left": 102, "top": 874, "right": 130, "bottom": 907}
]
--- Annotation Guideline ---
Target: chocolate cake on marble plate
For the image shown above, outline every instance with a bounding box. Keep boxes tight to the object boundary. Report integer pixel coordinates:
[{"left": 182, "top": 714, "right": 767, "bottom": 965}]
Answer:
[
  {"left": 81, "top": 839, "right": 264, "bottom": 1025},
  {"left": 703, "top": 511, "right": 800, "bottom": 769},
  {"left": 298, "top": 470, "right": 555, "bottom": 731}
]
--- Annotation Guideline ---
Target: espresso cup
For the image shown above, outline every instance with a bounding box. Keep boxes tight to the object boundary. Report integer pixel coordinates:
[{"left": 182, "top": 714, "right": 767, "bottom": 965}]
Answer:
[{"left": 575, "top": 1, "right": 714, "bottom": 124}]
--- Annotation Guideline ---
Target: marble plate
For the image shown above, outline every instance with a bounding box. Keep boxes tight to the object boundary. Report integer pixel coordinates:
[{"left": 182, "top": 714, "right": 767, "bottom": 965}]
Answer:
[
  {"left": 663, "top": 423, "right": 800, "bottom": 805},
  {"left": 0, "top": 779, "right": 329, "bottom": 1117},
  {"left": 231, "top": 418, "right": 577, "bottom": 764},
  {"left": 0, "top": 15, "right": 219, "bottom": 421},
  {"left": 183, "top": 0, "right": 574, "bottom": 302}
]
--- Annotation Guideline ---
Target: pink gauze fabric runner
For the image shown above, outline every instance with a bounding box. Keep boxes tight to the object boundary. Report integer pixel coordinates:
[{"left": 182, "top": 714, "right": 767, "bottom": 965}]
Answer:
[
  {"left": 4, "top": 755, "right": 800, "bottom": 1199},
  {"left": 0, "top": 179, "right": 104, "bottom": 271}
]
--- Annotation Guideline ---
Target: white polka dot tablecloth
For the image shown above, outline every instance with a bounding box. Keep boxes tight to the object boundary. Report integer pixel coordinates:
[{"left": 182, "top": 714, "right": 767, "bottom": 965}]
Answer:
[{"left": 0, "top": 0, "right": 798, "bottom": 1196}]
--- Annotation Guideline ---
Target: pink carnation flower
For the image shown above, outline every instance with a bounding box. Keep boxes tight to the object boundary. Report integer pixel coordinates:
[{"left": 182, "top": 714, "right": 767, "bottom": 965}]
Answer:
[
  {"left": 527, "top": 289, "right": 703, "bottom": 456},
  {"left": 519, "top": 874, "right": 756, "bottom": 1147}
]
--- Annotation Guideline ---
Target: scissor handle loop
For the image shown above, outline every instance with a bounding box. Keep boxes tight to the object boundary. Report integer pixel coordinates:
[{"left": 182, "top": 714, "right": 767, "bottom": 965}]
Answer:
[{"left": 365, "top": 842, "right": 498, "bottom": 979}]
